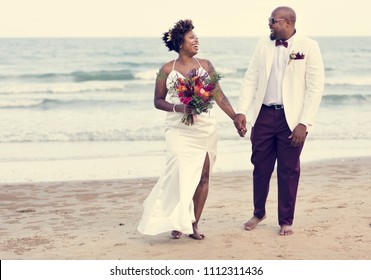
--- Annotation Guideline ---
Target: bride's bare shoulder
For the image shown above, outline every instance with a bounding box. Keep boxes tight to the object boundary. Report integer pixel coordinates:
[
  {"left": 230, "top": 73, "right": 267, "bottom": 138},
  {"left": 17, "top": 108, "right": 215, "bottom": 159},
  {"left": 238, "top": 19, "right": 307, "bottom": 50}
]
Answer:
[
  {"left": 159, "top": 60, "right": 176, "bottom": 75},
  {"left": 197, "top": 58, "right": 215, "bottom": 72}
]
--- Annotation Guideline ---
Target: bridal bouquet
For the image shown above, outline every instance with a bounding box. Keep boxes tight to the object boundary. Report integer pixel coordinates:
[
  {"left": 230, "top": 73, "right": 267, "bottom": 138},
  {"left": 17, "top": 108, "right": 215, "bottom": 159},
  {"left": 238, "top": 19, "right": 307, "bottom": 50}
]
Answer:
[{"left": 174, "top": 68, "right": 221, "bottom": 125}]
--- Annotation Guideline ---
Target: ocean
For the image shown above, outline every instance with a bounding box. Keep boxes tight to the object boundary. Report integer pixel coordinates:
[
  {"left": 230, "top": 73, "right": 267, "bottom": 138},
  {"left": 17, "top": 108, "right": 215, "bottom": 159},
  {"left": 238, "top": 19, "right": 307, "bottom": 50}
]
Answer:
[{"left": 0, "top": 37, "right": 370, "bottom": 182}]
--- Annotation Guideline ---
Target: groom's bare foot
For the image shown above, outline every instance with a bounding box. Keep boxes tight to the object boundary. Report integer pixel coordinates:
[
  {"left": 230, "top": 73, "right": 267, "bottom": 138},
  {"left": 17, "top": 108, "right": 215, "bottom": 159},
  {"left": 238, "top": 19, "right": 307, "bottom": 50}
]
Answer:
[
  {"left": 279, "top": 225, "right": 293, "bottom": 236},
  {"left": 171, "top": 230, "right": 182, "bottom": 239},
  {"left": 244, "top": 216, "right": 266, "bottom": 230}
]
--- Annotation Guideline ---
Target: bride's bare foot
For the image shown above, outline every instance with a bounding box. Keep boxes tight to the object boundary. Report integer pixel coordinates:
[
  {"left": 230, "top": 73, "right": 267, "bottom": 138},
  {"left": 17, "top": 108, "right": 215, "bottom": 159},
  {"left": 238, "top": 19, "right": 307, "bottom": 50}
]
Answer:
[
  {"left": 279, "top": 225, "right": 293, "bottom": 236},
  {"left": 189, "top": 225, "right": 205, "bottom": 240},
  {"left": 188, "top": 232, "right": 205, "bottom": 240},
  {"left": 171, "top": 230, "right": 182, "bottom": 239},
  {"left": 244, "top": 215, "right": 266, "bottom": 230}
]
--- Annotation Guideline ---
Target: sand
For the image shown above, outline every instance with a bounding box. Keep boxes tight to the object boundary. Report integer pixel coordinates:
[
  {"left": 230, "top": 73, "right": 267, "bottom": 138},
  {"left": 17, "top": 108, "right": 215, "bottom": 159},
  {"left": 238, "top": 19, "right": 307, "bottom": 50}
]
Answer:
[{"left": 0, "top": 157, "right": 370, "bottom": 260}]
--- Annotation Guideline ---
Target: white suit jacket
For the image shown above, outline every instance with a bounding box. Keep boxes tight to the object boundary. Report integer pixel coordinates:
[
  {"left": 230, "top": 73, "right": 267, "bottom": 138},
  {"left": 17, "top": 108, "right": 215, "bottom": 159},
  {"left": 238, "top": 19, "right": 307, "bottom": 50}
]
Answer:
[{"left": 237, "top": 33, "right": 325, "bottom": 132}]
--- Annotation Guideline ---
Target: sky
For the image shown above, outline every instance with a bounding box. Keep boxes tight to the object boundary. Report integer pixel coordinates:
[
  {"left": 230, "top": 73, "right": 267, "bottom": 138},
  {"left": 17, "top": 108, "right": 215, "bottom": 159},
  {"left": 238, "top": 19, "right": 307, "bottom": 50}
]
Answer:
[{"left": 1, "top": 0, "right": 370, "bottom": 37}]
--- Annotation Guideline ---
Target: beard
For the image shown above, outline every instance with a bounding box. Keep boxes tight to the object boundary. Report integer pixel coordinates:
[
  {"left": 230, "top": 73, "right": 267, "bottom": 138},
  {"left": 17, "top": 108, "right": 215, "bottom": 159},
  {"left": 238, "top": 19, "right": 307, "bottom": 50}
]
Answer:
[{"left": 270, "top": 33, "right": 276, "bottom": 40}]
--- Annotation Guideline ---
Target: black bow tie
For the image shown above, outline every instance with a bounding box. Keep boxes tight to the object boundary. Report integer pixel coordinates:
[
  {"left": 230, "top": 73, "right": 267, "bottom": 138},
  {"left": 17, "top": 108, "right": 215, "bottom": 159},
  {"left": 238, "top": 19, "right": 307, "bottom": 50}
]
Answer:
[{"left": 275, "top": 40, "right": 288, "bottom": 48}]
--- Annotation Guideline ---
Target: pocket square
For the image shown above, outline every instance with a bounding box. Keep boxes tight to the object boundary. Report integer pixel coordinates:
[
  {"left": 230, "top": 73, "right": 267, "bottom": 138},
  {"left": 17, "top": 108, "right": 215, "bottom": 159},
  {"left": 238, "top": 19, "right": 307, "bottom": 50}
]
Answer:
[{"left": 288, "top": 51, "right": 305, "bottom": 64}]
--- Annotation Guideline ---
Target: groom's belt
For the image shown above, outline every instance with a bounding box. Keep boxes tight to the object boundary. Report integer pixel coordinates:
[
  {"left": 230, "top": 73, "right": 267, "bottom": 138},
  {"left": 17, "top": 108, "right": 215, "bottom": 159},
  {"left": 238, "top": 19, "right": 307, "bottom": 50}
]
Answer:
[{"left": 263, "top": 104, "right": 284, "bottom": 110}]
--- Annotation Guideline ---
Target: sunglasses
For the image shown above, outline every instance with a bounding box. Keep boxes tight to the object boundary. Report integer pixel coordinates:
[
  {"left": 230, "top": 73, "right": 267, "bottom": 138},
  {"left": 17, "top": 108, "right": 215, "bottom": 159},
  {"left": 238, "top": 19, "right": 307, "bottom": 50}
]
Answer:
[{"left": 268, "top": 17, "right": 286, "bottom": 25}]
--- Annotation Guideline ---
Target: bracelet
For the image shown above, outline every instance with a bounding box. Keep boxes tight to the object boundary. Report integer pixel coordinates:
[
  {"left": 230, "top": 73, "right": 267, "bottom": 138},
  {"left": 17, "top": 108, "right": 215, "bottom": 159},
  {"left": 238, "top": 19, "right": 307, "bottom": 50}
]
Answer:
[{"left": 172, "top": 104, "right": 176, "bottom": 112}]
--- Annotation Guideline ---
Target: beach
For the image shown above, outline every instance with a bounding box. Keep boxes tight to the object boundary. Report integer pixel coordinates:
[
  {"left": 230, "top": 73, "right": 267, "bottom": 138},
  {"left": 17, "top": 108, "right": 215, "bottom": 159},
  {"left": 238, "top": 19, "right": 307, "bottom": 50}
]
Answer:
[
  {"left": 0, "top": 37, "right": 370, "bottom": 261},
  {"left": 1, "top": 156, "right": 370, "bottom": 260}
]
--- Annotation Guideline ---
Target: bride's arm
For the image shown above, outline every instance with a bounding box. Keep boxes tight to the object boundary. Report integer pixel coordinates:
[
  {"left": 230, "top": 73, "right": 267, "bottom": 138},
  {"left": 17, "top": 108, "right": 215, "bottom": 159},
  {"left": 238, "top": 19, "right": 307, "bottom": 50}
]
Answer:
[
  {"left": 154, "top": 63, "right": 185, "bottom": 113},
  {"left": 205, "top": 60, "right": 236, "bottom": 120}
]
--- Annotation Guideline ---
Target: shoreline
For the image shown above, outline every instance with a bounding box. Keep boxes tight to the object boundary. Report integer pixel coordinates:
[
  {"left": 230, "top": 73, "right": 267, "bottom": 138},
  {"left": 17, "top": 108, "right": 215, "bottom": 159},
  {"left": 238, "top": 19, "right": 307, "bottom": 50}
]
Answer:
[
  {"left": 1, "top": 138, "right": 371, "bottom": 184},
  {"left": 1, "top": 155, "right": 370, "bottom": 185},
  {"left": 1, "top": 156, "right": 370, "bottom": 260}
]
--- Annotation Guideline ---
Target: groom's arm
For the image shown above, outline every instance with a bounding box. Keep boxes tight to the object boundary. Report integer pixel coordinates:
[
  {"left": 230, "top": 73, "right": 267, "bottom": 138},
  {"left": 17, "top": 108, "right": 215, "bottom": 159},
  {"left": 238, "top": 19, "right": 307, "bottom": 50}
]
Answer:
[{"left": 299, "top": 39, "right": 325, "bottom": 129}]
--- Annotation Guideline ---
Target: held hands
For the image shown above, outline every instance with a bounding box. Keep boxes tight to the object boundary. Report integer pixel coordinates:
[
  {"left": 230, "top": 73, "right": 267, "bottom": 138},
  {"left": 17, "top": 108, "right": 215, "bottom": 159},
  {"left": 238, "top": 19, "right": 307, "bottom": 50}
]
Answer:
[
  {"left": 288, "top": 123, "right": 307, "bottom": 146},
  {"left": 233, "top": 114, "right": 247, "bottom": 137}
]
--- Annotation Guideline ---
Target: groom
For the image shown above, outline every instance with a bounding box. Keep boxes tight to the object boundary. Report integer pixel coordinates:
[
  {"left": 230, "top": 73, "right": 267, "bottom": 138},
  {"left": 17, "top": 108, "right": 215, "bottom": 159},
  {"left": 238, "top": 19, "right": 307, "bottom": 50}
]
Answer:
[{"left": 234, "top": 6, "right": 324, "bottom": 235}]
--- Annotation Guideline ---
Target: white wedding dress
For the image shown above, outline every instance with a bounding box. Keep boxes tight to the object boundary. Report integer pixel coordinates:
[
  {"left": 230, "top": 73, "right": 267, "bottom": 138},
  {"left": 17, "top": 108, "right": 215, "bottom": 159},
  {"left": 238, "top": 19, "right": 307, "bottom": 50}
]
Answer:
[{"left": 137, "top": 59, "right": 217, "bottom": 235}]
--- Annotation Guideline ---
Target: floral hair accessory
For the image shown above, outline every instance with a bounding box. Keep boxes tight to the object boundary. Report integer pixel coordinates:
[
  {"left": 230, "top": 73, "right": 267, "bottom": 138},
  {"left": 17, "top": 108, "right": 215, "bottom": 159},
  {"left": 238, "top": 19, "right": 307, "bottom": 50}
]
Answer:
[
  {"left": 288, "top": 51, "right": 305, "bottom": 64},
  {"left": 166, "top": 30, "right": 172, "bottom": 42}
]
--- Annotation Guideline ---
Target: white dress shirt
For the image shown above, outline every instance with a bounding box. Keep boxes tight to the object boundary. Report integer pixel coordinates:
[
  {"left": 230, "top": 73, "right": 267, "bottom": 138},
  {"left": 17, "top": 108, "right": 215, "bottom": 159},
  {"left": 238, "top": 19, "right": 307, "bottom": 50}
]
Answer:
[{"left": 263, "top": 37, "right": 293, "bottom": 106}]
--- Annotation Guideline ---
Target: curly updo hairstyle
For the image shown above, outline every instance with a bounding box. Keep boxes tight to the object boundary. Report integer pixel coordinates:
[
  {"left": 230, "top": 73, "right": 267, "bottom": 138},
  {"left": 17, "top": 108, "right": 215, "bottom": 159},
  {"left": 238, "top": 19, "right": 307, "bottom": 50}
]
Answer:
[{"left": 162, "top": 19, "right": 194, "bottom": 53}]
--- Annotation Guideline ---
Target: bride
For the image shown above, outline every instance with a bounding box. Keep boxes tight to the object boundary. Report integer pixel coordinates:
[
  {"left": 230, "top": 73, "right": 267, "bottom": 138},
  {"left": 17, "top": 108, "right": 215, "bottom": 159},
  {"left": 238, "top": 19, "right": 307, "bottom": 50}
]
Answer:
[{"left": 137, "top": 19, "right": 238, "bottom": 240}]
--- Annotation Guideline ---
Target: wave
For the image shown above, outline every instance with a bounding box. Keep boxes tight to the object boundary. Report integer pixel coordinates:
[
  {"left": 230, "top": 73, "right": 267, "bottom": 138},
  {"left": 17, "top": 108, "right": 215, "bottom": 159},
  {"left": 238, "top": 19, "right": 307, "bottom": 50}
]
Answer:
[
  {"left": 0, "top": 69, "right": 137, "bottom": 83},
  {"left": 2, "top": 126, "right": 371, "bottom": 144},
  {"left": 72, "top": 70, "right": 135, "bottom": 82},
  {"left": 1, "top": 68, "right": 162, "bottom": 83},
  {"left": 322, "top": 94, "right": 371, "bottom": 104},
  {"left": 0, "top": 86, "right": 125, "bottom": 95},
  {"left": 0, "top": 127, "right": 166, "bottom": 143},
  {"left": 112, "top": 61, "right": 160, "bottom": 68},
  {"left": 325, "top": 74, "right": 371, "bottom": 86},
  {"left": 1, "top": 93, "right": 369, "bottom": 110},
  {"left": 2, "top": 68, "right": 371, "bottom": 86},
  {"left": 0, "top": 98, "right": 133, "bottom": 109},
  {"left": 0, "top": 81, "right": 155, "bottom": 95},
  {"left": 0, "top": 100, "right": 44, "bottom": 108}
]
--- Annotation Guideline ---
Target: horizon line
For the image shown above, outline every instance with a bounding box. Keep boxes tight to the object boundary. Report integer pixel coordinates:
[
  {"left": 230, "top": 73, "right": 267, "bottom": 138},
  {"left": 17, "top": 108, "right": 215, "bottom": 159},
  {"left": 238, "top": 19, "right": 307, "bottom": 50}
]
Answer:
[{"left": 0, "top": 35, "right": 370, "bottom": 39}]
